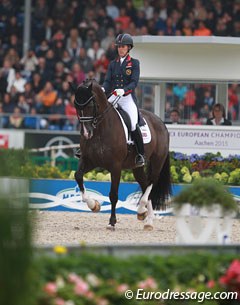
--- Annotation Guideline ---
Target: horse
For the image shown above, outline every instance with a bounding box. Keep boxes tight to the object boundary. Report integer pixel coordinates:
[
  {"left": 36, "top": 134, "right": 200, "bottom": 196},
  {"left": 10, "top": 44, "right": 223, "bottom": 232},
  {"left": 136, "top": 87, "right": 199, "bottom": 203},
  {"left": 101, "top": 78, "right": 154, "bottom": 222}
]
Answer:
[{"left": 70, "top": 79, "right": 171, "bottom": 231}]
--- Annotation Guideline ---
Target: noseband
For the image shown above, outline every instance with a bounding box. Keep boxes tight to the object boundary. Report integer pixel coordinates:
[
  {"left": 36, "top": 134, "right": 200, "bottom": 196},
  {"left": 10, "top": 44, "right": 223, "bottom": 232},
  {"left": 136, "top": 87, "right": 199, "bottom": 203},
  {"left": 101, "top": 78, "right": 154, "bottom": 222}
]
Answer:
[{"left": 74, "top": 93, "right": 99, "bottom": 128}]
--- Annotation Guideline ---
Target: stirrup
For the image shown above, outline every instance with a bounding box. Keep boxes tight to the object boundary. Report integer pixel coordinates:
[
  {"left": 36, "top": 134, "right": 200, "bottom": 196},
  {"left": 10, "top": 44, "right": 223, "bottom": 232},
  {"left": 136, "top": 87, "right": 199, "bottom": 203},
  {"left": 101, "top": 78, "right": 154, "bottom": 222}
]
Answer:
[
  {"left": 135, "top": 154, "right": 145, "bottom": 167},
  {"left": 75, "top": 149, "right": 82, "bottom": 159}
]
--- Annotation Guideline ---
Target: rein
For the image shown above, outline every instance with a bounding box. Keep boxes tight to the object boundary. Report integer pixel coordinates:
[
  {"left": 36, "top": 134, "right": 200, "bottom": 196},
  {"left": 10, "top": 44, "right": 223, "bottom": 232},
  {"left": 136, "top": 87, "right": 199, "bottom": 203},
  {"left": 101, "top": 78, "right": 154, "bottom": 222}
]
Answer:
[{"left": 76, "top": 94, "right": 120, "bottom": 128}]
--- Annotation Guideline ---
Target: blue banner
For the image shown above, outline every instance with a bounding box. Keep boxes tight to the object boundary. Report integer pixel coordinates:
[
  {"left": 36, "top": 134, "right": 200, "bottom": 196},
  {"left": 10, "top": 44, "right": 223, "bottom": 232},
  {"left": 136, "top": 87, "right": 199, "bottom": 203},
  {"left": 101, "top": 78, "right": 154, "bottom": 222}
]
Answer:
[{"left": 29, "top": 179, "right": 240, "bottom": 215}]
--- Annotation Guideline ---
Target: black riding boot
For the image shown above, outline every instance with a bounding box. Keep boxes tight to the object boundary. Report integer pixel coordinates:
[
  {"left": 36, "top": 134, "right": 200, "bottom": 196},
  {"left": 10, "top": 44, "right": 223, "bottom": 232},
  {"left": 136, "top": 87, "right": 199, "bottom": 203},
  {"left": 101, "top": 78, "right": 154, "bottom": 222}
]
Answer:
[{"left": 131, "top": 126, "right": 145, "bottom": 167}]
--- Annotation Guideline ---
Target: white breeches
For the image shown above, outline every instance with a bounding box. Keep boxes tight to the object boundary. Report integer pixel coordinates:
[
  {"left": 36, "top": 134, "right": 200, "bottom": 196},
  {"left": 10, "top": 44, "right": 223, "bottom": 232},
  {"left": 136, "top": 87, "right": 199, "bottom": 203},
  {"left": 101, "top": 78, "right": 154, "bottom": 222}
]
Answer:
[{"left": 108, "top": 94, "right": 138, "bottom": 131}]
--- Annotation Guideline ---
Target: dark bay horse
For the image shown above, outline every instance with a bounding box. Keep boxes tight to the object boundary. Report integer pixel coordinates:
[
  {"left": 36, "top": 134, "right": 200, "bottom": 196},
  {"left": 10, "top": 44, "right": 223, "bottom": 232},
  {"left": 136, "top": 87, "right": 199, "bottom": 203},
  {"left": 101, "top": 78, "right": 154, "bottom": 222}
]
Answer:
[{"left": 70, "top": 79, "right": 171, "bottom": 230}]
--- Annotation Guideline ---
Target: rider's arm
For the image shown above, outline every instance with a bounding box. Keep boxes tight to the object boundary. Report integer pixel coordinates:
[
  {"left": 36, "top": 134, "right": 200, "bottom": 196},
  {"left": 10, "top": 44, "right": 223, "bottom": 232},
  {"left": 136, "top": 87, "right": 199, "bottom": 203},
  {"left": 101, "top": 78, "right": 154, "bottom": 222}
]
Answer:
[
  {"left": 123, "top": 59, "right": 140, "bottom": 95},
  {"left": 102, "top": 61, "right": 113, "bottom": 94}
]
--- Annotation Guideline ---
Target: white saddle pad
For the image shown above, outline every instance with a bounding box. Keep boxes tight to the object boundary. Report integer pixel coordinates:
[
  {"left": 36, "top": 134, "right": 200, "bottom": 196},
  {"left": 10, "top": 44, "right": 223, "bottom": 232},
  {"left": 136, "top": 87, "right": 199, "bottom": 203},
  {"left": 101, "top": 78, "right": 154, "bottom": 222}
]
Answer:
[{"left": 115, "top": 109, "right": 151, "bottom": 144}]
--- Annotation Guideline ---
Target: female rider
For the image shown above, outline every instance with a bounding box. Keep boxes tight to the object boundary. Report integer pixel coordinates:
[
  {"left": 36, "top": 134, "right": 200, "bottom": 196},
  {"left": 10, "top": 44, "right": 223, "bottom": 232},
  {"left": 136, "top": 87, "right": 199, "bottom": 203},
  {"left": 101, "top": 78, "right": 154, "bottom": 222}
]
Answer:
[{"left": 102, "top": 33, "right": 145, "bottom": 167}]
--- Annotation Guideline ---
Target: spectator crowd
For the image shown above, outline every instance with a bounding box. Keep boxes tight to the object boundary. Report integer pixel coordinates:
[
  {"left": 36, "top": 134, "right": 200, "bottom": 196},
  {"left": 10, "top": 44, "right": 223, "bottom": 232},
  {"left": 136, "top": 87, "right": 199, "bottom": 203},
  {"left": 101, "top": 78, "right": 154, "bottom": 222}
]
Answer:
[{"left": 0, "top": 0, "right": 240, "bottom": 129}]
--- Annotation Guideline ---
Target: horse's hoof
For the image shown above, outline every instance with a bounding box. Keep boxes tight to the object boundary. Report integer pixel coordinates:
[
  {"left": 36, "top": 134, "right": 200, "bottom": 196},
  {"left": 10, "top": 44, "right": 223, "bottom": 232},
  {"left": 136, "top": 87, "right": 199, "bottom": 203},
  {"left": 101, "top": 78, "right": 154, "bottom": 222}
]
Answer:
[
  {"left": 91, "top": 200, "right": 101, "bottom": 212},
  {"left": 144, "top": 224, "right": 153, "bottom": 231},
  {"left": 106, "top": 224, "right": 115, "bottom": 231},
  {"left": 137, "top": 211, "right": 148, "bottom": 221}
]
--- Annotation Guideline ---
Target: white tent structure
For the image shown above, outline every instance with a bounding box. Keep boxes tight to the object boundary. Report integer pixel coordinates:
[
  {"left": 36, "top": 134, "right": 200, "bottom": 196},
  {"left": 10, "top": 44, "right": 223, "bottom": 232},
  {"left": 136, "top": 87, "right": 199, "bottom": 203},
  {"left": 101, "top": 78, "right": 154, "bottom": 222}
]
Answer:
[{"left": 131, "top": 36, "right": 240, "bottom": 121}]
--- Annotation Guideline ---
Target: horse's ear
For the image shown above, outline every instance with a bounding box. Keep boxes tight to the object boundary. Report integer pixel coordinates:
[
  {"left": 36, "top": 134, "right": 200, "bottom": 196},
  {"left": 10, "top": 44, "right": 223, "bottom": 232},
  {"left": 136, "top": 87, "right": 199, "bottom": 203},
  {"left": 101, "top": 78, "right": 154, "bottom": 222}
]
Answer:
[{"left": 69, "top": 82, "right": 77, "bottom": 94}]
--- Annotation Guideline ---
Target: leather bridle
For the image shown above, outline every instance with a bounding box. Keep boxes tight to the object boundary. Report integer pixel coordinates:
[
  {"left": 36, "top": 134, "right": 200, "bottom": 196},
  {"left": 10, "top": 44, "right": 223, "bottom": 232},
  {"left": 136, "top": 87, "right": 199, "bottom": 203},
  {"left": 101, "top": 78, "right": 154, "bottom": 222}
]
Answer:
[{"left": 75, "top": 94, "right": 120, "bottom": 128}]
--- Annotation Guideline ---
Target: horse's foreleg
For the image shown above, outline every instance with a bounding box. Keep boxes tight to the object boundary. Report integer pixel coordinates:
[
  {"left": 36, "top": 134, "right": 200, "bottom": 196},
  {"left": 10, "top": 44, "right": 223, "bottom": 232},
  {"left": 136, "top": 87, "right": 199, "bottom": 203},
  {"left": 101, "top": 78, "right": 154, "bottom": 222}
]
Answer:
[
  {"left": 108, "top": 169, "right": 121, "bottom": 230},
  {"left": 75, "top": 159, "right": 100, "bottom": 212}
]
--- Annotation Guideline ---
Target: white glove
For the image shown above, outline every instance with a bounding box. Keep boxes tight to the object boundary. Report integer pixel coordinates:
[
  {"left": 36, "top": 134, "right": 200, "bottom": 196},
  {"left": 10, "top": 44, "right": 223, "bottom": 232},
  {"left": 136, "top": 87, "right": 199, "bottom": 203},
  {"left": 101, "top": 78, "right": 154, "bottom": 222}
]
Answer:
[
  {"left": 101, "top": 87, "right": 105, "bottom": 92},
  {"left": 114, "top": 89, "right": 125, "bottom": 96}
]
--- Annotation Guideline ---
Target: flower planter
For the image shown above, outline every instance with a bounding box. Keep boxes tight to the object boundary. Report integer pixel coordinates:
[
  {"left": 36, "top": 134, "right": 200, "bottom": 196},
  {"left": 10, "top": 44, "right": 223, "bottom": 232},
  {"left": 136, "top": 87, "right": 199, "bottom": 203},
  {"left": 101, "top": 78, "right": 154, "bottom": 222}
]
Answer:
[{"left": 175, "top": 203, "right": 237, "bottom": 244}]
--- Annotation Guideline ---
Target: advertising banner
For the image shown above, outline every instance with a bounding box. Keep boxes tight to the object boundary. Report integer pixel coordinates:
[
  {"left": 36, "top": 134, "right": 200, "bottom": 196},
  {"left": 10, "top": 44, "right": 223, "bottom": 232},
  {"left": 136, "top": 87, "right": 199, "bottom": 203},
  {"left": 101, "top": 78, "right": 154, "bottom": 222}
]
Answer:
[
  {"left": 0, "top": 134, "right": 9, "bottom": 148},
  {"left": 167, "top": 125, "right": 240, "bottom": 156},
  {"left": 24, "top": 131, "right": 80, "bottom": 157},
  {"left": 29, "top": 179, "right": 173, "bottom": 215},
  {"left": 0, "top": 130, "right": 24, "bottom": 148},
  {"left": 29, "top": 179, "right": 240, "bottom": 215}
]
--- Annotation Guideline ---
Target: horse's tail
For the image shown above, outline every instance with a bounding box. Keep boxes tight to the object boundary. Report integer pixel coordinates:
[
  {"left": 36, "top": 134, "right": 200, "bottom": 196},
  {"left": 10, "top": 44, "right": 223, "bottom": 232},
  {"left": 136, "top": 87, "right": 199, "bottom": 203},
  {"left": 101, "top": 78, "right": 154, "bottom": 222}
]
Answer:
[{"left": 148, "top": 153, "right": 172, "bottom": 210}]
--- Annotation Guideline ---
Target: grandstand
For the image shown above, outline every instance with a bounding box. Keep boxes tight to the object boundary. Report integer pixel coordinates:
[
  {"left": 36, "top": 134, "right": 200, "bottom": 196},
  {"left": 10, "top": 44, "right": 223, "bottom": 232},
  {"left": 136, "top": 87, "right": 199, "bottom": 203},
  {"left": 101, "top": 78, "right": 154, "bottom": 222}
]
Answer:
[{"left": 0, "top": 0, "right": 239, "bottom": 129}]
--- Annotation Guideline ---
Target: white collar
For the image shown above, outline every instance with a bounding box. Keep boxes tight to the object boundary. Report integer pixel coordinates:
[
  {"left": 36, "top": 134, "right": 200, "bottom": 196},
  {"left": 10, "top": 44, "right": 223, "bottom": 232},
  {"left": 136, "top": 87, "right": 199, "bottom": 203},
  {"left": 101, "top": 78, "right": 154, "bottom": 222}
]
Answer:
[
  {"left": 120, "top": 55, "right": 127, "bottom": 64},
  {"left": 212, "top": 117, "right": 224, "bottom": 125}
]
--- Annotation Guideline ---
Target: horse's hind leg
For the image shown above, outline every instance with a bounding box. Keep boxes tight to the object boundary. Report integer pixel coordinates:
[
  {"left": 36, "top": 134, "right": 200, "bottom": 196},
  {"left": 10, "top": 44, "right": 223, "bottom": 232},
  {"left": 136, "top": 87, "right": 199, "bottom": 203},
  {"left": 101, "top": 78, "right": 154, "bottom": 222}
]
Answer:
[
  {"left": 144, "top": 198, "right": 154, "bottom": 231},
  {"left": 132, "top": 167, "right": 148, "bottom": 220},
  {"left": 75, "top": 158, "right": 100, "bottom": 212}
]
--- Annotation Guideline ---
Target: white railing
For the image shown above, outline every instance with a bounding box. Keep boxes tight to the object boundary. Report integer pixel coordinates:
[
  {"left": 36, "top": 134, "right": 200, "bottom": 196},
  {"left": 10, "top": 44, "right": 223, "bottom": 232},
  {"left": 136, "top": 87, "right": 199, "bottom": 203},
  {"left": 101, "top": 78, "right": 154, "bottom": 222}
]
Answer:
[{"left": 30, "top": 144, "right": 80, "bottom": 166}]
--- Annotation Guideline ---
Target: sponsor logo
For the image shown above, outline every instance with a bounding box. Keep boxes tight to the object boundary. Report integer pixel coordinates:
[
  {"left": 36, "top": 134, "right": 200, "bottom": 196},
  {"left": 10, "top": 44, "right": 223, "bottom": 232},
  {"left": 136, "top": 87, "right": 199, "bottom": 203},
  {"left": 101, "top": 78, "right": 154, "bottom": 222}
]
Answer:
[{"left": 0, "top": 135, "right": 9, "bottom": 148}]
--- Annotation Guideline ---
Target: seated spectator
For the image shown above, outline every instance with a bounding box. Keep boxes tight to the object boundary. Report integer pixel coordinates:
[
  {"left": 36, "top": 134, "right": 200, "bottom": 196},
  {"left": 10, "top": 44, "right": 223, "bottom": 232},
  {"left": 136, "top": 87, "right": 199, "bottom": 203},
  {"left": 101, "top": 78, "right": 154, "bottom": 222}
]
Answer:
[
  {"left": 228, "top": 84, "right": 239, "bottom": 120},
  {"left": 23, "top": 82, "right": 36, "bottom": 108},
  {"left": 70, "top": 62, "right": 85, "bottom": 85},
  {"left": 115, "top": 7, "right": 131, "bottom": 31},
  {"left": 94, "top": 53, "right": 109, "bottom": 83},
  {"left": 206, "top": 103, "right": 232, "bottom": 126},
  {"left": 200, "top": 104, "right": 210, "bottom": 124},
  {"left": 106, "top": 0, "right": 119, "bottom": 20},
  {"left": 7, "top": 34, "right": 22, "bottom": 58},
  {"left": 182, "top": 18, "right": 193, "bottom": 36},
  {"left": 17, "top": 94, "right": 30, "bottom": 113},
  {"left": 36, "top": 57, "right": 49, "bottom": 83},
  {"left": 193, "top": 20, "right": 212, "bottom": 36},
  {"left": 142, "top": 96, "right": 154, "bottom": 112},
  {"left": 173, "top": 83, "right": 188, "bottom": 103},
  {"left": 203, "top": 89, "right": 214, "bottom": 108},
  {"left": 2, "top": 59, "right": 16, "bottom": 92},
  {"left": 77, "top": 47, "right": 93, "bottom": 74},
  {"left": 65, "top": 96, "right": 77, "bottom": 128},
  {"left": 9, "top": 106, "right": 23, "bottom": 128},
  {"left": 4, "top": 47, "right": 20, "bottom": 69},
  {"left": 31, "top": 72, "right": 43, "bottom": 94},
  {"left": 23, "top": 107, "right": 39, "bottom": 129},
  {"left": 59, "top": 81, "right": 72, "bottom": 102},
  {"left": 35, "top": 39, "right": 49, "bottom": 57},
  {"left": 12, "top": 71, "right": 26, "bottom": 93},
  {"left": 0, "top": 103, "right": 9, "bottom": 128},
  {"left": 61, "top": 49, "right": 73, "bottom": 70},
  {"left": 20, "top": 49, "right": 39, "bottom": 77},
  {"left": 87, "top": 40, "right": 105, "bottom": 63},
  {"left": 101, "top": 28, "right": 115, "bottom": 51},
  {"left": 0, "top": 69, "right": 8, "bottom": 99},
  {"left": 35, "top": 81, "right": 57, "bottom": 113},
  {"left": 66, "top": 28, "right": 83, "bottom": 51},
  {"left": 2, "top": 92, "right": 15, "bottom": 114},
  {"left": 189, "top": 112, "right": 202, "bottom": 125},
  {"left": 165, "top": 108, "right": 183, "bottom": 124},
  {"left": 48, "top": 97, "right": 65, "bottom": 129}
]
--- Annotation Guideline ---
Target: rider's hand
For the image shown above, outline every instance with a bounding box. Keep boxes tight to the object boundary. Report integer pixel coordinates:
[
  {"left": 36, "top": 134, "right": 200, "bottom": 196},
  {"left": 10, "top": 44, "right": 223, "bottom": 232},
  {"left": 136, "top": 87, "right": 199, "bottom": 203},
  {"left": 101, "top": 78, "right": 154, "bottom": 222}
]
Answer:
[{"left": 114, "top": 89, "right": 125, "bottom": 97}]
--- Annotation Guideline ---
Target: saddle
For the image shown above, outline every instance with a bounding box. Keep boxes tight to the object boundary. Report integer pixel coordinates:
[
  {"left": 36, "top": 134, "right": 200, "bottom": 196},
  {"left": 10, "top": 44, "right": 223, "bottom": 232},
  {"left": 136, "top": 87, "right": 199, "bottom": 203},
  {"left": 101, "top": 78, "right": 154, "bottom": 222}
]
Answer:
[
  {"left": 116, "top": 106, "right": 150, "bottom": 144},
  {"left": 116, "top": 105, "right": 146, "bottom": 134}
]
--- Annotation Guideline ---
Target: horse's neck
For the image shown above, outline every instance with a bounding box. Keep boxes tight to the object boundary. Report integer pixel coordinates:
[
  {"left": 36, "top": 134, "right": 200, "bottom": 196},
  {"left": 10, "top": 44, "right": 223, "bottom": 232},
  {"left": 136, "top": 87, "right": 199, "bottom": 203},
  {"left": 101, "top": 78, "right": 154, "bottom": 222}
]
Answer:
[{"left": 98, "top": 107, "right": 120, "bottom": 136}]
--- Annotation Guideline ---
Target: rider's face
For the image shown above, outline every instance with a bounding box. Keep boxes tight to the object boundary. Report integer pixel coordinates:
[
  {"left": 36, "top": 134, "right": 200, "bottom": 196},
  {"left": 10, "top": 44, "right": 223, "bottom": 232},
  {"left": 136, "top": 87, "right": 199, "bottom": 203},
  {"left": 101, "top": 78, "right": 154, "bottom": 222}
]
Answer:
[{"left": 117, "top": 45, "right": 129, "bottom": 57}]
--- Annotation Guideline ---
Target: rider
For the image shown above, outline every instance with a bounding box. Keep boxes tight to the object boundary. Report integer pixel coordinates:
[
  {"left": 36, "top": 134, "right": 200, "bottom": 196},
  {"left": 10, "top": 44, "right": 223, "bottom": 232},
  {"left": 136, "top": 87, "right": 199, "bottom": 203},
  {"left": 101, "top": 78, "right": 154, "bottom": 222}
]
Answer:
[{"left": 102, "top": 33, "right": 145, "bottom": 167}]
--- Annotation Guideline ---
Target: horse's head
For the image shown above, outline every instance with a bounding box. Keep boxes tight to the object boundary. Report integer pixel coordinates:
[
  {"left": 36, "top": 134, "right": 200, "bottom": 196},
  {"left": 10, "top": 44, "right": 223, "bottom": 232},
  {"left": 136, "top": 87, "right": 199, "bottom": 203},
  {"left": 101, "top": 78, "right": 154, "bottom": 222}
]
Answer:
[
  {"left": 69, "top": 80, "right": 98, "bottom": 140},
  {"left": 70, "top": 79, "right": 109, "bottom": 140}
]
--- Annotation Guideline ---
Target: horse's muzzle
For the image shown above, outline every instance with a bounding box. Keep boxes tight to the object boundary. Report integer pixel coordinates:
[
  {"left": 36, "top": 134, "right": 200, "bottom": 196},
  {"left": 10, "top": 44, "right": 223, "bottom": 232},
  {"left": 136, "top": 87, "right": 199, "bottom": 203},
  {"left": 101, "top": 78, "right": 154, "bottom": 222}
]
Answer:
[{"left": 82, "top": 123, "right": 93, "bottom": 139}]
